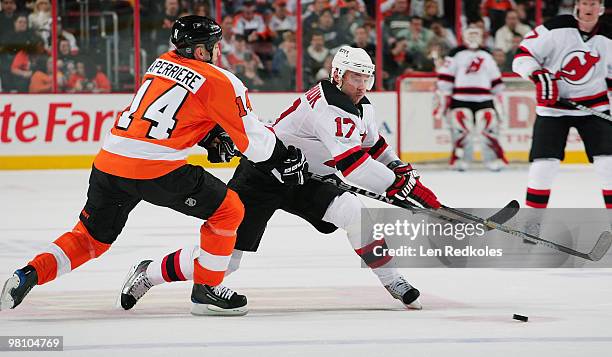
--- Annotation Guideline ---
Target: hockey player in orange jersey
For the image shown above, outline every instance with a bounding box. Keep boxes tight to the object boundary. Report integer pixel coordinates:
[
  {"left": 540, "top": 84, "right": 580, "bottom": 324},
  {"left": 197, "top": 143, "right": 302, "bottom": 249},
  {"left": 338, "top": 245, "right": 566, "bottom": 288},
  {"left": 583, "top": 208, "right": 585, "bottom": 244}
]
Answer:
[{"left": 0, "top": 15, "right": 308, "bottom": 316}]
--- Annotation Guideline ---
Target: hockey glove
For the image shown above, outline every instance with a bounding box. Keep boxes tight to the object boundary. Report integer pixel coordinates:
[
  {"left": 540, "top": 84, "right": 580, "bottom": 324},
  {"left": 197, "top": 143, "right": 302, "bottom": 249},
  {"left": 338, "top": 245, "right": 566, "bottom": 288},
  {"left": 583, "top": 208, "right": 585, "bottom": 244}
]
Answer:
[
  {"left": 198, "top": 125, "right": 237, "bottom": 163},
  {"left": 386, "top": 160, "right": 441, "bottom": 209},
  {"left": 530, "top": 69, "right": 558, "bottom": 106},
  {"left": 275, "top": 145, "right": 308, "bottom": 185}
]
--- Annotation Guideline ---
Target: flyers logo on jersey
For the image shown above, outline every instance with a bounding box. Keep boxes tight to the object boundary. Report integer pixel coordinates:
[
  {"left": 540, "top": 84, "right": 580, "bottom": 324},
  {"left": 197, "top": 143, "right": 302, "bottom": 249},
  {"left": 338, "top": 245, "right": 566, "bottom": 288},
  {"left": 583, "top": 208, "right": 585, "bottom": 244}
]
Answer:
[
  {"left": 556, "top": 50, "right": 600, "bottom": 85},
  {"left": 466, "top": 57, "right": 484, "bottom": 74}
]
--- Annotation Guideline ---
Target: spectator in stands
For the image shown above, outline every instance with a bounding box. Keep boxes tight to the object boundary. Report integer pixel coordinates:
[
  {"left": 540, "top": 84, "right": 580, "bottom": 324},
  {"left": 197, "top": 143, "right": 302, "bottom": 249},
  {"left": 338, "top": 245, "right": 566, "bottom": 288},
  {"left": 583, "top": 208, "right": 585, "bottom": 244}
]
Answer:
[
  {"left": 494, "top": 9, "right": 530, "bottom": 53},
  {"left": 410, "top": 0, "right": 445, "bottom": 18},
  {"left": 233, "top": 1, "right": 268, "bottom": 44},
  {"left": 302, "top": 0, "right": 328, "bottom": 36},
  {"left": 384, "top": 0, "right": 411, "bottom": 41},
  {"left": 384, "top": 38, "right": 416, "bottom": 88},
  {"left": 56, "top": 17, "right": 78, "bottom": 55},
  {"left": 219, "top": 15, "right": 235, "bottom": 69},
  {"left": 193, "top": 2, "right": 209, "bottom": 17},
  {"left": 428, "top": 20, "right": 456, "bottom": 55},
  {"left": 492, "top": 48, "right": 511, "bottom": 72},
  {"left": 312, "top": 9, "right": 345, "bottom": 50},
  {"left": 57, "top": 37, "right": 76, "bottom": 79},
  {"left": 421, "top": 0, "right": 446, "bottom": 27},
  {"left": 28, "top": 0, "right": 51, "bottom": 48},
  {"left": 227, "top": 34, "right": 263, "bottom": 73},
  {"left": 480, "top": 0, "right": 515, "bottom": 36},
  {"left": 396, "top": 16, "right": 433, "bottom": 56},
  {"left": 269, "top": 0, "right": 296, "bottom": 44},
  {"left": 0, "top": 0, "right": 17, "bottom": 37},
  {"left": 92, "top": 64, "right": 111, "bottom": 93},
  {"left": 271, "top": 31, "right": 296, "bottom": 90},
  {"left": 29, "top": 55, "right": 52, "bottom": 93},
  {"left": 337, "top": 0, "right": 365, "bottom": 37},
  {"left": 304, "top": 31, "right": 329, "bottom": 87},
  {"left": 11, "top": 37, "right": 45, "bottom": 92},
  {"left": 314, "top": 54, "right": 333, "bottom": 82},
  {"left": 237, "top": 52, "right": 265, "bottom": 91},
  {"left": 154, "top": 0, "right": 181, "bottom": 55},
  {"left": 504, "top": 33, "right": 522, "bottom": 71},
  {"left": 351, "top": 26, "right": 375, "bottom": 61}
]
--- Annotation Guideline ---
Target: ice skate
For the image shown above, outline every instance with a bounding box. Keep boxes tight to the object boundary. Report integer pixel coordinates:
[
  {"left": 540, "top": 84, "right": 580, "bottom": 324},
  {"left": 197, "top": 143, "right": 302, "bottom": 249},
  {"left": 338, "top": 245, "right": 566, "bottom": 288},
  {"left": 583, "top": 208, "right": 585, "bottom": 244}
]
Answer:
[
  {"left": 484, "top": 159, "right": 506, "bottom": 172},
  {"left": 118, "top": 260, "right": 154, "bottom": 310},
  {"left": 0, "top": 266, "right": 38, "bottom": 311},
  {"left": 191, "top": 283, "right": 248, "bottom": 316},
  {"left": 384, "top": 276, "right": 422, "bottom": 310}
]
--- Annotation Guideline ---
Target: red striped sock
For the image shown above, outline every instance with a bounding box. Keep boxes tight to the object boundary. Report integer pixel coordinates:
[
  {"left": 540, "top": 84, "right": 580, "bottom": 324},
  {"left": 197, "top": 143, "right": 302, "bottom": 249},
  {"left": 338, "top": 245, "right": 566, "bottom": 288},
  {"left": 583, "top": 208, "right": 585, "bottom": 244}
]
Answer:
[
  {"left": 604, "top": 190, "right": 612, "bottom": 209},
  {"left": 526, "top": 187, "right": 550, "bottom": 208},
  {"left": 160, "top": 249, "right": 187, "bottom": 282}
]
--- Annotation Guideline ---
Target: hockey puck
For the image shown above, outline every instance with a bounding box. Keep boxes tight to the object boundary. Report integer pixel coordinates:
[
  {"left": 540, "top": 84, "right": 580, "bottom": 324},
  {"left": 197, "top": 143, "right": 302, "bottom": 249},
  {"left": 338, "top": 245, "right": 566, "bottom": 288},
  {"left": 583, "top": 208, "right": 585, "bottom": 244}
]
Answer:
[{"left": 513, "top": 314, "right": 528, "bottom": 322}]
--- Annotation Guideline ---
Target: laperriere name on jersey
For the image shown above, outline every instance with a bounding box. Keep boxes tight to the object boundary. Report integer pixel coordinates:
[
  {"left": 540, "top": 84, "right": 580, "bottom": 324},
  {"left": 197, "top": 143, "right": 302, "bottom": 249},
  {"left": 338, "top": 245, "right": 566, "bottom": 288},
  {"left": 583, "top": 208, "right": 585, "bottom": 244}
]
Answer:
[{"left": 146, "top": 59, "right": 205, "bottom": 94}]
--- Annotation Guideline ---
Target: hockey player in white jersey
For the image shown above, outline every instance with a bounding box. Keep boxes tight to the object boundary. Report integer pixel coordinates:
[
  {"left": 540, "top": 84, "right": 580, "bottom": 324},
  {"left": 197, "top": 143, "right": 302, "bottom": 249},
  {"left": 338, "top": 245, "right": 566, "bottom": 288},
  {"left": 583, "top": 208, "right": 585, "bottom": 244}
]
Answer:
[
  {"left": 512, "top": 0, "right": 611, "bottom": 211},
  {"left": 437, "top": 27, "right": 508, "bottom": 171},
  {"left": 118, "top": 46, "right": 441, "bottom": 314}
]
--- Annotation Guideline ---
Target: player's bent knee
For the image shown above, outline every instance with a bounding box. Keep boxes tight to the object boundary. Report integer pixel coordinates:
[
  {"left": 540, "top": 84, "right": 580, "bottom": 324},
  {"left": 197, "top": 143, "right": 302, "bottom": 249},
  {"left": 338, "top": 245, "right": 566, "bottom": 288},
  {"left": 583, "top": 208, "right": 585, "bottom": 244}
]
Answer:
[
  {"left": 323, "top": 192, "right": 362, "bottom": 230},
  {"left": 207, "top": 188, "right": 245, "bottom": 232}
]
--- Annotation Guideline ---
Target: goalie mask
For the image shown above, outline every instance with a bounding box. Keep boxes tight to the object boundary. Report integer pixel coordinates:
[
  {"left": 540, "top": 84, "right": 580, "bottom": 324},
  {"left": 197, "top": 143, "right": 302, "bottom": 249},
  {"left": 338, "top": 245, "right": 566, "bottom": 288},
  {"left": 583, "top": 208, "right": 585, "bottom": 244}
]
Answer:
[
  {"left": 573, "top": 0, "right": 605, "bottom": 23},
  {"left": 331, "top": 46, "right": 375, "bottom": 90},
  {"left": 462, "top": 27, "right": 483, "bottom": 50}
]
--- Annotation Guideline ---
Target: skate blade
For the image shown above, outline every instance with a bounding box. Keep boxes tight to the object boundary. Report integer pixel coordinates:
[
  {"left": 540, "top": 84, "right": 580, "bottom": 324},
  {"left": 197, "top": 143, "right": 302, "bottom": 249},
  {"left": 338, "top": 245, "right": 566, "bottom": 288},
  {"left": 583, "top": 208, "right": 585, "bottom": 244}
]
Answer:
[
  {"left": 405, "top": 298, "right": 423, "bottom": 310},
  {"left": 191, "top": 303, "right": 248, "bottom": 316},
  {"left": 115, "top": 263, "right": 139, "bottom": 309},
  {"left": 0, "top": 275, "right": 19, "bottom": 311}
]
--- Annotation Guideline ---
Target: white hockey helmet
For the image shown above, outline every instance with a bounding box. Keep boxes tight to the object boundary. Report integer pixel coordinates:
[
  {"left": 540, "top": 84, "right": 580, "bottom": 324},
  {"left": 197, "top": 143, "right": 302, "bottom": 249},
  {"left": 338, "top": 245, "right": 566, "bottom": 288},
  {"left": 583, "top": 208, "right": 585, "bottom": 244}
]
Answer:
[
  {"left": 462, "top": 27, "right": 483, "bottom": 49},
  {"left": 573, "top": 0, "right": 605, "bottom": 22},
  {"left": 331, "top": 46, "right": 375, "bottom": 90}
]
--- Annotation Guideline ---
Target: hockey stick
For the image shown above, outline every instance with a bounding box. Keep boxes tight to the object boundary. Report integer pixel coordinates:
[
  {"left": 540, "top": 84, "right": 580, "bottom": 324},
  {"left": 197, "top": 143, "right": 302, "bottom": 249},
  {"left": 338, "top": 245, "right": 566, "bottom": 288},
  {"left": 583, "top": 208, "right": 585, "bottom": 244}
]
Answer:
[
  {"left": 308, "top": 173, "right": 519, "bottom": 231},
  {"left": 558, "top": 98, "right": 612, "bottom": 122},
  {"left": 309, "top": 173, "right": 612, "bottom": 261}
]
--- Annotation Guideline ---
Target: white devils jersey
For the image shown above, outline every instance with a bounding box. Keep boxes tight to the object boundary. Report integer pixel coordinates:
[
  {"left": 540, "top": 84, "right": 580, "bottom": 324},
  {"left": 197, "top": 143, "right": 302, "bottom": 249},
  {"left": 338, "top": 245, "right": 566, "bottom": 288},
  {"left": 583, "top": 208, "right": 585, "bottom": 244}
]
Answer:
[
  {"left": 513, "top": 15, "right": 611, "bottom": 117},
  {"left": 272, "top": 81, "right": 399, "bottom": 194},
  {"left": 437, "top": 47, "right": 504, "bottom": 102}
]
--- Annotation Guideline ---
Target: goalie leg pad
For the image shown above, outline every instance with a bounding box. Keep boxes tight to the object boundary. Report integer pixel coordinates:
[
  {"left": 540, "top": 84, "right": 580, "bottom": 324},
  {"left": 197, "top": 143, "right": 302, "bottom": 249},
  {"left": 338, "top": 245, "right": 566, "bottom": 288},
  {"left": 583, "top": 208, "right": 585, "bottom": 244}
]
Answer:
[
  {"left": 475, "top": 108, "right": 508, "bottom": 164},
  {"left": 448, "top": 108, "right": 475, "bottom": 164}
]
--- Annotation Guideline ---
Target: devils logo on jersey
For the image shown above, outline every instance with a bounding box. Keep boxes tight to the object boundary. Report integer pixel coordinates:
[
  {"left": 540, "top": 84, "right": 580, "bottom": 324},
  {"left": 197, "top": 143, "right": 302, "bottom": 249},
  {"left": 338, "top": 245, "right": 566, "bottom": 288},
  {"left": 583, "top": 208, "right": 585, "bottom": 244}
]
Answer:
[
  {"left": 556, "top": 50, "right": 600, "bottom": 85},
  {"left": 466, "top": 57, "right": 484, "bottom": 74}
]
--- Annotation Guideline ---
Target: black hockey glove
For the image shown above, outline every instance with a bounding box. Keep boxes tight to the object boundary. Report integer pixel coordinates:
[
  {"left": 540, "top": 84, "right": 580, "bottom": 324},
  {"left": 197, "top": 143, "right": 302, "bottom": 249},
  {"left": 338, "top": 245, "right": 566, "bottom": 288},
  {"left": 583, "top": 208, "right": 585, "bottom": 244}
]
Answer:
[
  {"left": 275, "top": 145, "right": 308, "bottom": 185},
  {"left": 198, "top": 125, "right": 237, "bottom": 163}
]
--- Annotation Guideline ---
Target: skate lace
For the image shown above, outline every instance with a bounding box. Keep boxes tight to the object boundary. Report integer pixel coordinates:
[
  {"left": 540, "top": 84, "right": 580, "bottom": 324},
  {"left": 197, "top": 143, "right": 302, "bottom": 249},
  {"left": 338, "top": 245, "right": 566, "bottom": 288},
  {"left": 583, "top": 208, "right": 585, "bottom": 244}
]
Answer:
[
  {"left": 213, "top": 285, "right": 235, "bottom": 300},
  {"left": 130, "top": 274, "right": 153, "bottom": 300},
  {"left": 387, "top": 278, "right": 411, "bottom": 297}
]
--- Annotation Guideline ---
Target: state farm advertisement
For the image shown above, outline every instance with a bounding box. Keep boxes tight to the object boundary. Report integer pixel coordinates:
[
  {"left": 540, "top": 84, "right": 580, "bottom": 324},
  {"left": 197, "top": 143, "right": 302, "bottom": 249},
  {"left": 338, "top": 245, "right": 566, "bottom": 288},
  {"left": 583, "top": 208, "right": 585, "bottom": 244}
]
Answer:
[{"left": 0, "top": 93, "right": 397, "bottom": 159}]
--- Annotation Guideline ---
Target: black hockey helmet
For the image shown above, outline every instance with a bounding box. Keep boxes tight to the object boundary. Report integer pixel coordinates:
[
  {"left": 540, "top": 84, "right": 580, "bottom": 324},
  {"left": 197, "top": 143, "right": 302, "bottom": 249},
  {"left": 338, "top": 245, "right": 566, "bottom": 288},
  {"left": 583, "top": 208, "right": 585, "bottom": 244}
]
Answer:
[{"left": 171, "top": 15, "right": 222, "bottom": 61}]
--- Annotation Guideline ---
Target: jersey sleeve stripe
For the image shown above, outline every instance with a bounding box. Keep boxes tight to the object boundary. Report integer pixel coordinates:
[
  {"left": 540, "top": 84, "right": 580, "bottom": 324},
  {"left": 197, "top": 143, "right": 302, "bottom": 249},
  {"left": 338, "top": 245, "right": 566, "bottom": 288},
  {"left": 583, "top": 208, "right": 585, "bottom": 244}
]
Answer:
[
  {"left": 514, "top": 46, "right": 533, "bottom": 59},
  {"left": 336, "top": 150, "right": 369, "bottom": 176},
  {"left": 334, "top": 145, "right": 363, "bottom": 161},
  {"left": 438, "top": 74, "right": 455, "bottom": 82},
  {"left": 367, "top": 135, "right": 389, "bottom": 160}
]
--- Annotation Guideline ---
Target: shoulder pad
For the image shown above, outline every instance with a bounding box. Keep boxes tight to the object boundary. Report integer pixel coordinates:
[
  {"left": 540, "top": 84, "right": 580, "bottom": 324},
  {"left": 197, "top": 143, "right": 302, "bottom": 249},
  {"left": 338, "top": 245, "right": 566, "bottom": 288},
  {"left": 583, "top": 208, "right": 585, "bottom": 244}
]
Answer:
[
  {"left": 320, "top": 80, "right": 360, "bottom": 116},
  {"left": 543, "top": 15, "right": 577, "bottom": 31}
]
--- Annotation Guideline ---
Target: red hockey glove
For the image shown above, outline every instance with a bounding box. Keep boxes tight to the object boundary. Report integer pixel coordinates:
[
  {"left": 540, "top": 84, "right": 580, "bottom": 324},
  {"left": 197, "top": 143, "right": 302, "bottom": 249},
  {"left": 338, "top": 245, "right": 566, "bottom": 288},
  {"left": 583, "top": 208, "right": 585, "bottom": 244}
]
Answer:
[
  {"left": 386, "top": 161, "right": 441, "bottom": 209},
  {"left": 530, "top": 69, "right": 558, "bottom": 106}
]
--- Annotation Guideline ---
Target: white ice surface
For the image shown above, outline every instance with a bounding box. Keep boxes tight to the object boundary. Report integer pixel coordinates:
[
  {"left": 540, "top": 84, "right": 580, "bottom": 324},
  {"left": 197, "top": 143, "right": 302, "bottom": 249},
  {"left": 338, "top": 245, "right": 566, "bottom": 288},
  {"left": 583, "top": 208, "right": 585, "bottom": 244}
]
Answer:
[{"left": 0, "top": 166, "right": 611, "bottom": 356}]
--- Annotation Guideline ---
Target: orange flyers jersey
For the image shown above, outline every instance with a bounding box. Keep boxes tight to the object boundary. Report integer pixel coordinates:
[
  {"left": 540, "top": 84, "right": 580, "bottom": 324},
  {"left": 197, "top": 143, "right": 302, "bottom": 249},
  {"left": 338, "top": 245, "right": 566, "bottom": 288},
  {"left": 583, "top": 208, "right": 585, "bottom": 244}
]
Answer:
[{"left": 93, "top": 50, "right": 277, "bottom": 179}]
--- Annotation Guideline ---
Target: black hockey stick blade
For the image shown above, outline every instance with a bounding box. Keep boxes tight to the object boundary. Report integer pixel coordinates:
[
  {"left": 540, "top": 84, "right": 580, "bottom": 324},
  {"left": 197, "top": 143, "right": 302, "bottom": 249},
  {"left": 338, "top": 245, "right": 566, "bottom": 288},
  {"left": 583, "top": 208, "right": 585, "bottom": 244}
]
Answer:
[
  {"left": 483, "top": 200, "right": 520, "bottom": 230},
  {"left": 588, "top": 231, "right": 612, "bottom": 262}
]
